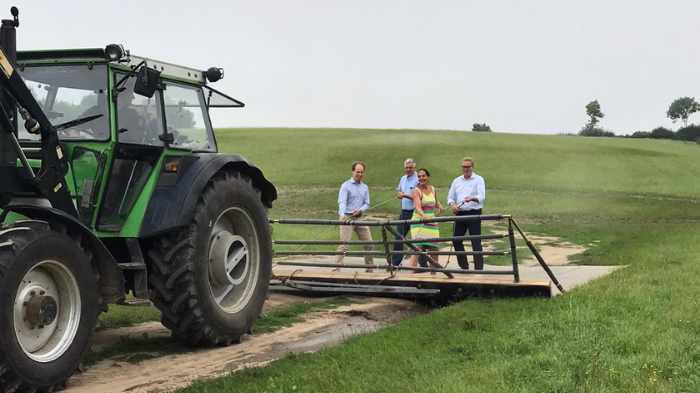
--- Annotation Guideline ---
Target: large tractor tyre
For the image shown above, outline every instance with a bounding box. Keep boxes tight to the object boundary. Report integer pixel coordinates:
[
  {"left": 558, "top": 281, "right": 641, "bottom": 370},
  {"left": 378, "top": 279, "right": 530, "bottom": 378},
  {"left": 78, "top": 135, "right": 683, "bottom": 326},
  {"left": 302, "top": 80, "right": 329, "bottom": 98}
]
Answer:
[
  {"left": 148, "top": 171, "right": 272, "bottom": 347},
  {"left": 0, "top": 220, "right": 100, "bottom": 393}
]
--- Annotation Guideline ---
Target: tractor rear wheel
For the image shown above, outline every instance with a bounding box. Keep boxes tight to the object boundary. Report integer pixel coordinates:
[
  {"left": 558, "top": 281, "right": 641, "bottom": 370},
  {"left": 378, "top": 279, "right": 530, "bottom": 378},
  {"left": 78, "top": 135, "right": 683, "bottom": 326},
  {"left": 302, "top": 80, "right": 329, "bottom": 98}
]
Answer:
[
  {"left": 148, "top": 171, "right": 272, "bottom": 346},
  {"left": 0, "top": 220, "right": 100, "bottom": 392}
]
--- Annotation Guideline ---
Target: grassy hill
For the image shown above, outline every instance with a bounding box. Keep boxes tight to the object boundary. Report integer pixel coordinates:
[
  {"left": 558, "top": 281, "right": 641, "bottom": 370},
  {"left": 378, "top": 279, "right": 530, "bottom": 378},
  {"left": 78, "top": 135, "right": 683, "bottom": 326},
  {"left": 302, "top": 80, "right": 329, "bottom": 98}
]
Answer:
[{"left": 177, "top": 128, "right": 700, "bottom": 392}]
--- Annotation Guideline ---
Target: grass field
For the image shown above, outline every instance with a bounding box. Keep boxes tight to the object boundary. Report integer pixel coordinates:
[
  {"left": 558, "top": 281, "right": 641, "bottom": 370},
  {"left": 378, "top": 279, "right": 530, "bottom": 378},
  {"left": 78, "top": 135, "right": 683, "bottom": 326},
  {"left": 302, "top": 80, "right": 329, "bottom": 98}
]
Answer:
[{"left": 171, "top": 128, "right": 700, "bottom": 392}]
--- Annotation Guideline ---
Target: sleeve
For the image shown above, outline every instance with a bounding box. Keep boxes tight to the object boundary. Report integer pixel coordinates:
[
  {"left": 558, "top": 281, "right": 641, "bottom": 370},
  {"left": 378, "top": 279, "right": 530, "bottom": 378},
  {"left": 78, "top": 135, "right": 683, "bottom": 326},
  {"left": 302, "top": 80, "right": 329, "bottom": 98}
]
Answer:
[
  {"left": 338, "top": 183, "right": 348, "bottom": 216},
  {"left": 447, "top": 179, "right": 457, "bottom": 205},
  {"left": 361, "top": 185, "right": 370, "bottom": 212},
  {"left": 476, "top": 177, "right": 486, "bottom": 203},
  {"left": 397, "top": 177, "right": 403, "bottom": 192}
]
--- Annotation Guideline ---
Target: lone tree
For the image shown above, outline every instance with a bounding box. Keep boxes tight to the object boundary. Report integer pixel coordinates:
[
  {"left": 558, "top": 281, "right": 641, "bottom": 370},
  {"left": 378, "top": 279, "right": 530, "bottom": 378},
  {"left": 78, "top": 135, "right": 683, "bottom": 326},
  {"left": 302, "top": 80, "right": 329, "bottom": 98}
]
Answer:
[
  {"left": 666, "top": 97, "right": 700, "bottom": 127},
  {"left": 472, "top": 123, "right": 492, "bottom": 132},
  {"left": 585, "top": 100, "right": 604, "bottom": 130}
]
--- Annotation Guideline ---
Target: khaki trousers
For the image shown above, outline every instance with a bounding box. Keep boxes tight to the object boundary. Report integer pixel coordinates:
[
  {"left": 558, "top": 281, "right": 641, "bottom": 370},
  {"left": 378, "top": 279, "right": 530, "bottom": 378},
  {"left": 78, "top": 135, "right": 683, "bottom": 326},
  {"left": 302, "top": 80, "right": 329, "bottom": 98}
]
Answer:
[{"left": 335, "top": 225, "right": 373, "bottom": 265}]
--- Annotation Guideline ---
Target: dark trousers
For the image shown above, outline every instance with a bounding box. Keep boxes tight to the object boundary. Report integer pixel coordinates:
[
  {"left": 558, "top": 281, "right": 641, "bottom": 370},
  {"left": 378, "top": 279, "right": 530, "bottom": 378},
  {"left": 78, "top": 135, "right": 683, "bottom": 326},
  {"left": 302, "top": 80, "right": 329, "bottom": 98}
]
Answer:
[
  {"left": 392, "top": 210, "right": 427, "bottom": 267},
  {"left": 452, "top": 209, "right": 483, "bottom": 270}
]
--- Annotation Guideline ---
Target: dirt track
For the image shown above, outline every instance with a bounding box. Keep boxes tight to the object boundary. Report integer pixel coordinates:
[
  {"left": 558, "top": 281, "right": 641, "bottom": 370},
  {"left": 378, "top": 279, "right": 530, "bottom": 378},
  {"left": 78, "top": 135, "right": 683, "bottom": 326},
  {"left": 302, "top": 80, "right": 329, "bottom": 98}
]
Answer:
[{"left": 68, "top": 295, "right": 429, "bottom": 393}]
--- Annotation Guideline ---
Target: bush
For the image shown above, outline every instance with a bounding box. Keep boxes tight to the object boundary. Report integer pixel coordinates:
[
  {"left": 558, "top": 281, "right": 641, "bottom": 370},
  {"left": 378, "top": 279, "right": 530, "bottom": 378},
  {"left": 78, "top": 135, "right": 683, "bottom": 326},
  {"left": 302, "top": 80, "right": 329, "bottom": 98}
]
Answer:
[
  {"left": 578, "top": 126, "right": 615, "bottom": 137},
  {"left": 472, "top": 123, "right": 492, "bottom": 132},
  {"left": 629, "top": 131, "right": 650, "bottom": 138},
  {"left": 674, "top": 124, "right": 700, "bottom": 141},
  {"left": 648, "top": 127, "right": 675, "bottom": 139}
]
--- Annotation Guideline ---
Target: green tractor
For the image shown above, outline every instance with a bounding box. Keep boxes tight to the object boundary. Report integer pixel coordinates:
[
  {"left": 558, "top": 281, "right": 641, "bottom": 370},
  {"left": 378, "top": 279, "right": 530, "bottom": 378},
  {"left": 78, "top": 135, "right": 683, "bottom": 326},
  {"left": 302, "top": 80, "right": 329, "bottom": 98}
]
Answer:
[{"left": 0, "top": 7, "right": 277, "bottom": 392}]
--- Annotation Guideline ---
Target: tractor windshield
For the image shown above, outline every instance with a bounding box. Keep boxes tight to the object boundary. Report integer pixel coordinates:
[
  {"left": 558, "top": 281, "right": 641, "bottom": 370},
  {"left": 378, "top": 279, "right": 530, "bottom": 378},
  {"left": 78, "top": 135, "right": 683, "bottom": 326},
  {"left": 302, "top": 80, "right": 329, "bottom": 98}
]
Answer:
[{"left": 18, "top": 64, "right": 110, "bottom": 141}]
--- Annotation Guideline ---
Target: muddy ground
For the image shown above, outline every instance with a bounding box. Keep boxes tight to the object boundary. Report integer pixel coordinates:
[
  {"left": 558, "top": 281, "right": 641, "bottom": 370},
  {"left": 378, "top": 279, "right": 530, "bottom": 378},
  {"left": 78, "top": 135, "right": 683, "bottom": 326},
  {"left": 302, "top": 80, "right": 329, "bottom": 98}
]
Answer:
[{"left": 68, "top": 295, "right": 430, "bottom": 393}]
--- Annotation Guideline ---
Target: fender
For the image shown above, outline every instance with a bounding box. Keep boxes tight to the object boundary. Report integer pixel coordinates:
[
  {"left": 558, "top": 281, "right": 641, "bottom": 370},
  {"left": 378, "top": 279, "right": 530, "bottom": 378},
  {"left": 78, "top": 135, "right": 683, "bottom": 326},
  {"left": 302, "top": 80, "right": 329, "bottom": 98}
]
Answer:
[
  {"left": 1, "top": 204, "right": 125, "bottom": 304},
  {"left": 140, "top": 153, "right": 277, "bottom": 238}
]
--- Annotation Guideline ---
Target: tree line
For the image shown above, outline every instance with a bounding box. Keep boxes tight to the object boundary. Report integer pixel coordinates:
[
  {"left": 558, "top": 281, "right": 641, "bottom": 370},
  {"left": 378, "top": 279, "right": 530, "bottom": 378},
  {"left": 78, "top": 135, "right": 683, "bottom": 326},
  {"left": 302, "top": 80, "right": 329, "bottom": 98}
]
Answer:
[{"left": 576, "top": 97, "right": 700, "bottom": 143}]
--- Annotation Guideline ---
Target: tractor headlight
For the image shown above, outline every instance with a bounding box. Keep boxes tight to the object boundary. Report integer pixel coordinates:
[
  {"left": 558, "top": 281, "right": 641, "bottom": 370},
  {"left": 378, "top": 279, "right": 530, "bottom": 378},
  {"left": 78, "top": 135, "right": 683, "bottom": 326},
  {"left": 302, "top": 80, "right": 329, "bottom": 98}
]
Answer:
[{"left": 105, "top": 44, "right": 125, "bottom": 61}]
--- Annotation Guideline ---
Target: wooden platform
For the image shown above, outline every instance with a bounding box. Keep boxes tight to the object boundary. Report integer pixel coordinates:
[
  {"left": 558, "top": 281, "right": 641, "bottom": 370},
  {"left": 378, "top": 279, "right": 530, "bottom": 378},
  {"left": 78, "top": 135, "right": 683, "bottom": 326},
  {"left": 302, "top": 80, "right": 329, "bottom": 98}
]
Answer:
[{"left": 272, "top": 268, "right": 553, "bottom": 298}]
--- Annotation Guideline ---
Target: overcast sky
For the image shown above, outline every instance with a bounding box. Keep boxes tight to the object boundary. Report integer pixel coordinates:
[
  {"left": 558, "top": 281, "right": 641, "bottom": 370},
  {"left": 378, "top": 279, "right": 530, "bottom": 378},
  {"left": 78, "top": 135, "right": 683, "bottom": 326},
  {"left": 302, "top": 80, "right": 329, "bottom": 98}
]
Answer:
[{"left": 10, "top": 0, "right": 700, "bottom": 134}]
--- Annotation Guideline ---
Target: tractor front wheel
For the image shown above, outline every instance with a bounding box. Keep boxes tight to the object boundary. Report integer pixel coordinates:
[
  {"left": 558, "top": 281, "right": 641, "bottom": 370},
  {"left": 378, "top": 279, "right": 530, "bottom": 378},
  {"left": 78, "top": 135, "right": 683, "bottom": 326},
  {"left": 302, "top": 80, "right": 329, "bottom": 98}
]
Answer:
[
  {"left": 0, "top": 221, "right": 100, "bottom": 392},
  {"left": 149, "top": 171, "right": 272, "bottom": 346}
]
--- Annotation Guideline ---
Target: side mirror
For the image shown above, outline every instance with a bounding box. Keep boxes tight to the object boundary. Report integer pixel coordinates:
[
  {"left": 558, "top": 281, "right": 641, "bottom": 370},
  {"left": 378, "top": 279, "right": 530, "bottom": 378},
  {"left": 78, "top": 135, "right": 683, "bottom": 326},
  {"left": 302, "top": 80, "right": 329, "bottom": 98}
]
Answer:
[{"left": 133, "top": 66, "right": 161, "bottom": 98}]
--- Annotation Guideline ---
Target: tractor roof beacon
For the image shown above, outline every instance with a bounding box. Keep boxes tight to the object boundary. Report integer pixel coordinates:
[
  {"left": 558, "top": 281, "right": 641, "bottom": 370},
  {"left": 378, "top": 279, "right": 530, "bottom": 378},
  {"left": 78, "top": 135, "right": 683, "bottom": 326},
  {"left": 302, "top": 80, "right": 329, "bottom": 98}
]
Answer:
[{"left": 0, "top": 7, "right": 277, "bottom": 392}]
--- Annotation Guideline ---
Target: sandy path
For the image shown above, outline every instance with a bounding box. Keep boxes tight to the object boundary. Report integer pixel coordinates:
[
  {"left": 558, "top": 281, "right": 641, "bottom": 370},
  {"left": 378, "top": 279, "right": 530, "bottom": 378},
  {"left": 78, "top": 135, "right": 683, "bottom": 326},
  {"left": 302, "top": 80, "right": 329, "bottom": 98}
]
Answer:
[{"left": 68, "top": 297, "right": 427, "bottom": 393}]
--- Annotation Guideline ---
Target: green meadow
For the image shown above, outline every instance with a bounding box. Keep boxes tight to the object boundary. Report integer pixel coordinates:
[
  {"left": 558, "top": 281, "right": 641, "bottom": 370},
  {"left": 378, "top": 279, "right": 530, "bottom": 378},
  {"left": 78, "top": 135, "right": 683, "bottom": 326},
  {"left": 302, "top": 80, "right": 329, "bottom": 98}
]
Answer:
[{"left": 176, "top": 128, "right": 700, "bottom": 392}]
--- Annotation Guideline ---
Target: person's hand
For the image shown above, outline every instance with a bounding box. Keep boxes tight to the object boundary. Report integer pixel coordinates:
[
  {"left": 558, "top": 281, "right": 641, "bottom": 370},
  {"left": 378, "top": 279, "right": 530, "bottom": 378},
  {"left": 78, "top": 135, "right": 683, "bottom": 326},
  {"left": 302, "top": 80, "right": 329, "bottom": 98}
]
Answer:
[
  {"left": 352, "top": 209, "right": 361, "bottom": 217},
  {"left": 450, "top": 204, "right": 459, "bottom": 214},
  {"left": 438, "top": 205, "right": 444, "bottom": 214},
  {"left": 340, "top": 215, "right": 345, "bottom": 221},
  {"left": 464, "top": 196, "right": 472, "bottom": 203},
  {"left": 397, "top": 191, "right": 404, "bottom": 199}
]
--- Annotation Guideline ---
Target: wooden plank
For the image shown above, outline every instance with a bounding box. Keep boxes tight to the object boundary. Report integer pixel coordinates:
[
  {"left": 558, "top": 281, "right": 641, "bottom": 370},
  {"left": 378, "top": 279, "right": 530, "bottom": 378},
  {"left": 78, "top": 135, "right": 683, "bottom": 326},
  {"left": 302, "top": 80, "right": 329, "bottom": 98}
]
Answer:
[{"left": 273, "top": 269, "right": 550, "bottom": 288}]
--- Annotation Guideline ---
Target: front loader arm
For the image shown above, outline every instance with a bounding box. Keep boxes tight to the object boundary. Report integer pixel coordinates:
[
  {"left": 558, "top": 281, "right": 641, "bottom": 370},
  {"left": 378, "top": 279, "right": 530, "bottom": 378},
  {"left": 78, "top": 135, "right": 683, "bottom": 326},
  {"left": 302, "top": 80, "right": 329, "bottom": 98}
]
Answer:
[{"left": 0, "top": 45, "right": 78, "bottom": 217}]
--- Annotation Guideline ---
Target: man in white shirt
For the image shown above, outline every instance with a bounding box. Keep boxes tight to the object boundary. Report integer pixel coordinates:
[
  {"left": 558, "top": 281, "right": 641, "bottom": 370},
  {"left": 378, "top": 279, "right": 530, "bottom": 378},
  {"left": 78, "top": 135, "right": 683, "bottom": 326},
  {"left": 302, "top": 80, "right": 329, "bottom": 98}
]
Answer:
[
  {"left": 336, "top": 162, "right": 373, "bottom": 271},
  {"left": 447, "top": 157, "right": 486, "bottom": 270}
]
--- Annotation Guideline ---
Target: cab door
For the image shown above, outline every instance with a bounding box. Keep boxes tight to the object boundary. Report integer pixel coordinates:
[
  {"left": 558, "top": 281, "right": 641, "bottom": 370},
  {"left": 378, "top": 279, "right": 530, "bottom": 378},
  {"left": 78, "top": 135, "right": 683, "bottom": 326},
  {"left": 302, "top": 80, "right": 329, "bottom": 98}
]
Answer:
[{"left": 96, "top": 73, "right": 165, "bottom": 232}]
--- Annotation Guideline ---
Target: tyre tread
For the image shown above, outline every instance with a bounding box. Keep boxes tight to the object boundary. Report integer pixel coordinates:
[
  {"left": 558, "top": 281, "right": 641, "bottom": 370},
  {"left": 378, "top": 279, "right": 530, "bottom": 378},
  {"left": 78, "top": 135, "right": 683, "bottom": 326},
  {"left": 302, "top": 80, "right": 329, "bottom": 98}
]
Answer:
[
  {"left": 147, "top": 169, "right": 271, "bottom": 347},
  {"left": 0, "top": 220, "right": 98, "bottom": 393}
]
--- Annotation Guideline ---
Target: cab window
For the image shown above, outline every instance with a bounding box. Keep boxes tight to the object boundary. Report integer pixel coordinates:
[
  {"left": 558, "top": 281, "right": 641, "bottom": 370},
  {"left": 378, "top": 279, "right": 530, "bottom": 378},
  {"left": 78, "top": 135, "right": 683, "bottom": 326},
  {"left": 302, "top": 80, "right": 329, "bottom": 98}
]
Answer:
[
  {"left": 115, "top": 73, "right": 164, "bottom": 146},
  {"left": 19, "top": 64, "right": 110, "bottom": 141},
  {"left": 162, "top": 82, "right": 215, "bottom": 151}
]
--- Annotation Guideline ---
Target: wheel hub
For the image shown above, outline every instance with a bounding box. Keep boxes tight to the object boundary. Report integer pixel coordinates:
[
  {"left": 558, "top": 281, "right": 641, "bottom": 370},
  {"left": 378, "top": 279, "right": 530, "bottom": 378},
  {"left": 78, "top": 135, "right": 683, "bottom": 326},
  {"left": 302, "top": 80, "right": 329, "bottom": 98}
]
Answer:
[
  {"left": 209, "top": 232, "right": 249, "bottom": 286},
  {"left": 206, "top": 206, "right": 261, "bottom": 313},
  {"left": 13, "top": 260, "right": 81, "bottom": 362},
  {"left": 25, "top": 295, "right": 58, "bottom": 327}
]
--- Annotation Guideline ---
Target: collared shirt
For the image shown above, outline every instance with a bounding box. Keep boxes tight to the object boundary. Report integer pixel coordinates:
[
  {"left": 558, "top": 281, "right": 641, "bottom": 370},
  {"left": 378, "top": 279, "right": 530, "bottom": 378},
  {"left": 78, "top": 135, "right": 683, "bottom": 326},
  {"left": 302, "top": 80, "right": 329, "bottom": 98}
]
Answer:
[
  {"left": 447, "top": 173, "right": 485, "bottom": 211},
  {"left": 397, "top": 173, "right": 418, "bottom": 210},
  {"left": 338, "top": 178, "right": 370, "bottom": 216}
]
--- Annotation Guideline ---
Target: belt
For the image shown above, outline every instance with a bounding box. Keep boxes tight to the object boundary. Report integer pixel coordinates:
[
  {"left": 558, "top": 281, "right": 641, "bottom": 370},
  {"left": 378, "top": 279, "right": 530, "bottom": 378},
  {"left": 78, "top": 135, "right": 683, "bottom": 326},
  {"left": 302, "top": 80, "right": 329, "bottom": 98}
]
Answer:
[{"left": 401, "top": 209, "right": 413, "bottom": 213}]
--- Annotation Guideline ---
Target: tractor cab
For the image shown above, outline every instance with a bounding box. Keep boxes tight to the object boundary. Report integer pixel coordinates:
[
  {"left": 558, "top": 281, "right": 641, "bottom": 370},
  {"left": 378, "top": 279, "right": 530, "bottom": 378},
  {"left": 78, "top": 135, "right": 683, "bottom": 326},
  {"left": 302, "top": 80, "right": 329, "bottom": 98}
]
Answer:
[{"left": 13, "top": 47, "right": 244, "bottom": 230}]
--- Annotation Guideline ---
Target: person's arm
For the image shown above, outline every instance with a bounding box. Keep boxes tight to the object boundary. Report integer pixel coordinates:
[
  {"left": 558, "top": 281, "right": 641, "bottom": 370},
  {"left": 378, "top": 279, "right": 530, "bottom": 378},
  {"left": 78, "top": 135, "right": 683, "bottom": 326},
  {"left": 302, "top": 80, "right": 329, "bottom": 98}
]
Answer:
[
  {"left": 412, "top": 189, "right": 426, "bottom": 219},
  {"left": 434, "top": 186, "right": 444, "bottom": 213},
  {"left": 397, "top": 178, "right": 404, "bottom": 199},
  {"left": 338, "top": 183, "right": 348, "bottom": 219},
  {"left": 475, "top": 177, "right": 485, "bottom": 204},
  {"left": 447, "top": 180, "right": 456, "bottom": 206},
  {"left": 447, "top": 179, "right": 459, "bottom": 213},
  {"left": 360, "top": 185, "right": 370, "bottom": 212}
]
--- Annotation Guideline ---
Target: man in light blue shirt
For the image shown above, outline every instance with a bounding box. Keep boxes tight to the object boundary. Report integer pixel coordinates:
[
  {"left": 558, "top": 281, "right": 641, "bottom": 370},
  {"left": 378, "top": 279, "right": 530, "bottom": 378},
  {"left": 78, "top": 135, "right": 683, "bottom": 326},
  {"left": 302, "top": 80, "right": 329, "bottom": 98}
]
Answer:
[
  {"left": 392, "top": 158, "right": 421, "bottom": 266},
  {"left": 447, "top": 157, "right": 486, "bottom": 270},
  {"left": 336, "top": 162, "right": 373, "bottom": 270}
]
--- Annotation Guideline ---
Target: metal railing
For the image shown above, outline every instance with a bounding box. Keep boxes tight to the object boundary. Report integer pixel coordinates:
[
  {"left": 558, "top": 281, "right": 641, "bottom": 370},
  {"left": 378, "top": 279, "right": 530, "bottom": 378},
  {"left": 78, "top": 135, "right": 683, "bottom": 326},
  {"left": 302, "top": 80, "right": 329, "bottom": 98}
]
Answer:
[{"left": 270, "top": 214, "right": 564, "bottom": 293}]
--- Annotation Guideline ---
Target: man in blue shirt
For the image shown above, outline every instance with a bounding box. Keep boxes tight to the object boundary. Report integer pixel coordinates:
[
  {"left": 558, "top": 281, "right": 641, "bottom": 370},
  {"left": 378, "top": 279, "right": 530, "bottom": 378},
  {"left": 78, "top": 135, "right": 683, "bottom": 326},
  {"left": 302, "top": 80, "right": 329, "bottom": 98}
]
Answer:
[
  {"left": 447, "top": 157, "right": 486, "bottom": 270},
  {"left": 336, "top": 162, "right": 373, "bottom": 270},
  {"left": 392, "top": 158, "right": 423, "bottom": 267}
]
